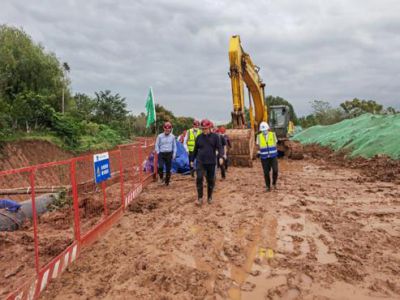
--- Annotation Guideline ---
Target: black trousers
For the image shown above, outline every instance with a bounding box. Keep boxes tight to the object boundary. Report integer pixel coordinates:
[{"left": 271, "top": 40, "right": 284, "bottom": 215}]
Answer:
[
  {"left": 196, "top": 163, "right": 216, "bottom": 199},
  {"left": 261, "top": 157, "right": 278, "bottom": 188},
  {"left": 158, "top": 152, "right": 172, "bottom": 184},
  {"left": 189, "top": 151, "right": 195, "bottom": 175}
]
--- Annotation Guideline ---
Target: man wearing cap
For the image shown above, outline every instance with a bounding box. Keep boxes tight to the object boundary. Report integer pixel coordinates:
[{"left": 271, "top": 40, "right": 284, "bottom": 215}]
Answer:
[
  {"left": 215, "top": 127, "right": 227, "bottom": 179},
  {"left": 190, "top": 119, "right": 223, "bottom": 205},
  {"left": 184, "top": 120, "right": 202, "bottom": 177},
  {"left": 218, "top": 126, "right": 231, "bottom": 172},
  {"left": 155, "top": 121, "right": 177, "bottom": 186},
  {"left": 256, "top": 122, "right": 279, "bottom": 192}
]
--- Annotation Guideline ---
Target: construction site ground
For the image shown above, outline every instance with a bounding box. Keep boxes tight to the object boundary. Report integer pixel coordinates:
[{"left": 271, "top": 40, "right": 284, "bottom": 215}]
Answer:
[{"left": 37, "top": 148, "right": 400, "bottom": 300}]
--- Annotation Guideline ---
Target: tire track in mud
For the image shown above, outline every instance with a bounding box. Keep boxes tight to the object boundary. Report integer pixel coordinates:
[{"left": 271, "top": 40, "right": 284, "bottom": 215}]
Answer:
[{"left": 42, "top": 159, "right": 400, "bottom": 299}]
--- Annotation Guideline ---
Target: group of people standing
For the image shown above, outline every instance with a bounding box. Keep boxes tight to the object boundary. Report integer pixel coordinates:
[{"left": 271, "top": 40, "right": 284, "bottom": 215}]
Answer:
[
  {"left": 155, "top": 119, "right": 230, "bottom": 205},
  {"left": 155, "top": 119, "right": 279, "bottom": 206}
]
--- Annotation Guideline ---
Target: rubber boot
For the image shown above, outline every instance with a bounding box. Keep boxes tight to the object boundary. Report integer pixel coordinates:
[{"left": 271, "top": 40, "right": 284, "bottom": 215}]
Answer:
[
  {"left": 158, "top": 169, "right": 164, "bottom": 184},
  {"left": 207, "top": 180, "right": 214, "bottom": 204},
  {"left": 165, "top": 172, "right": 171, "bottom": 186}
]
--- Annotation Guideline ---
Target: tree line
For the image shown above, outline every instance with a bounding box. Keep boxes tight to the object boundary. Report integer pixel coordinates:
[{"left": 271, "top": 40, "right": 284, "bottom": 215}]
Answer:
[
  {"left": 263, "top": 96, "right": 398, "bottom": 129},
  {"left": 0, "top": 25, "right": 193, "bottom": 151},
  {"left": 298, "top": 99, "right": 398, "bottom": 128}
]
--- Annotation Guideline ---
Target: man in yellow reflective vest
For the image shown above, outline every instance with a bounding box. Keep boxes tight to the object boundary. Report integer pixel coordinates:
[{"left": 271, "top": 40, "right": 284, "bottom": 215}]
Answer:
[
  {"left": 184, "top": 120, "right": 202, "bottom": 177},
  {"left": 256, "top": 122, "right": 279, "bottom": 192}
]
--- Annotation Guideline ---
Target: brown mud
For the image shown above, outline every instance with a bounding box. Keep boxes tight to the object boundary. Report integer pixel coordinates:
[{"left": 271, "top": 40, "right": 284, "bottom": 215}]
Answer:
[
  {"left": 41, "top": 154, "right": 400, "bottom": 299},
  {"left": 303, "top": 144, "right": 400, "bottom": 183}
]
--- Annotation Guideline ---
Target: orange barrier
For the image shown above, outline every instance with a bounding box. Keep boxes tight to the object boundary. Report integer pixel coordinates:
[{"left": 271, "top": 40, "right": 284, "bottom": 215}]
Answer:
[{"left": 0, "top": 139, "right": 156, "bottom": 299}]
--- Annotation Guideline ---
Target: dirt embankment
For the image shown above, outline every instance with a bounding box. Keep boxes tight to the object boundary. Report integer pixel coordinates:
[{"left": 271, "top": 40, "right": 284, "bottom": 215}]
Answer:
[
  {"left": 41, "top": 154, "right": 400, "bottom": 299},
  {"left": 0, "top": 140, "right": 72, "bottom": 171}
]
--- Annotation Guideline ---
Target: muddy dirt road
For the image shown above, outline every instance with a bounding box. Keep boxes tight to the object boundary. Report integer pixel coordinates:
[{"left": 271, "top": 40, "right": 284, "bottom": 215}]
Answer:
[{"left": 42, "top": 157, "right": 400, "bottom": 299}]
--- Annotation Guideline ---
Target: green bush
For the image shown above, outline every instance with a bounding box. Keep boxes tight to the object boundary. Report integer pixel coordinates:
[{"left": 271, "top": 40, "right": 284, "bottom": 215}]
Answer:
[
  {"left": 80, "top": 120, "right": 100, "bottom": 136},
  {"left": 51, "top": 113, "right": 80, "bottom": 148}
]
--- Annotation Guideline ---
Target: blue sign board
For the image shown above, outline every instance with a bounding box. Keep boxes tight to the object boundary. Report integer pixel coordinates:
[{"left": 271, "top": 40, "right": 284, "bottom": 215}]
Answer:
[{"left": 93, "top": 152, "right": 111, "bottom": 184}]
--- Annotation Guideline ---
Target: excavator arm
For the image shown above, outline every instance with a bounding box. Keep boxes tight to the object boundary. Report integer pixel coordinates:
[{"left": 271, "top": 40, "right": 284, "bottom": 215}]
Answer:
[
  {"left": 228, "top": 35, "right": 268, "bottom": 131},
  {"left": 227, "top": 35, "right": 303, "bottom": 164}
]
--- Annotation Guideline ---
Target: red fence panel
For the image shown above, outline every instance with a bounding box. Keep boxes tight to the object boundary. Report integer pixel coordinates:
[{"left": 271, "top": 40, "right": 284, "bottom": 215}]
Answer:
[
  {"left": 1, "top": 138, "right": 156, "bottom": 299},
  {"left": 34, "top": 162, "right": 75, "bottom": 271}
]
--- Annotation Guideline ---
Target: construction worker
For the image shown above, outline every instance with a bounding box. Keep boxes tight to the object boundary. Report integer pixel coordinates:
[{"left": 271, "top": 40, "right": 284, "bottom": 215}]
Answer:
[
  {"left": 155, "top": 121, "right": 177, "bottom": 186},
  {"left": 184, "top": 120, "right": 201, "bottom": 177},
  {"left": 215, "top": 127, "right": 227, "bottom": 179},
  {"left": 256, "top": 122, "right": 278, "bottom": 192},
  {"left": 218, "top": 126, "right": 231, "bottom": 171},
  {"left": 190, "top": 119, "right": 223, "bottom": 206}
]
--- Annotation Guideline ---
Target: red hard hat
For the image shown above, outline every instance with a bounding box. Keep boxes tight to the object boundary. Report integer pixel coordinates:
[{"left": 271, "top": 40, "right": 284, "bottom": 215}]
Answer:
[
  {"left": 219, "top": 126, "right": 226, "bottom": 134},
  {"left": 193, "top": 120, "right": 200, "bottom": 126},
  {"left": 200, "top": 119, "right": 212, "bottom": 129},
  {"left": 163, "top": 121, "right": 172, "bottom": 129}
]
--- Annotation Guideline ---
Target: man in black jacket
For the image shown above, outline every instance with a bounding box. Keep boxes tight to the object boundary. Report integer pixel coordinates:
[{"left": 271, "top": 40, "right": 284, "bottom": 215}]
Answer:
[{"left": 190, "top": 119, "right": 223, "bottom": 206}]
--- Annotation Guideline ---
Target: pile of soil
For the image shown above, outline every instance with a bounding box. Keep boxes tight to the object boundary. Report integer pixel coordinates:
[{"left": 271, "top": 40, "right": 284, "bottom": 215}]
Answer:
[{"left": 303, "top": 144, "right": 400, "bottom": 183}]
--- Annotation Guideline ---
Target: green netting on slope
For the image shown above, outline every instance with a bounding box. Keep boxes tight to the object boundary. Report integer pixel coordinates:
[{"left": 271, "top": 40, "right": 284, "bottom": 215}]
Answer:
[{"left": 292, "top": 114, "right": 400, "bottom": 159}]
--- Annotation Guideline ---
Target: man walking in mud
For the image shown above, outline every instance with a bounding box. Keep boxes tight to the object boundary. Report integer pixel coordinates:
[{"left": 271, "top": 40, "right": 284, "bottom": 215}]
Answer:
[
  {"left": 155, "top": 121, "right": 177, "bottom": 186},
  {"left": 256, "top": 122, "right": 279, "bottom": 192},
  {"left": 190, "top": 119, "right": 223, "bottom": 206}
]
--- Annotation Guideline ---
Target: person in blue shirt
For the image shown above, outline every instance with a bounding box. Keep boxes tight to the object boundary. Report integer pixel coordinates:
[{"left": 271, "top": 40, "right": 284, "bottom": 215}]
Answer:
[{"left": 155, "top": 121, "right": 177, "bottom": 186}]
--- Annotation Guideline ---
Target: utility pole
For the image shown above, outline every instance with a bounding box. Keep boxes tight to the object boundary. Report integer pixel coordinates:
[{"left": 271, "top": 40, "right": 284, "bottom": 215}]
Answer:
[
  {"left": 62, "top": 62, "right": 70, "bottom": 114},
  {"left": 62, "top": 88, "right": 65, "bottom": 114}
]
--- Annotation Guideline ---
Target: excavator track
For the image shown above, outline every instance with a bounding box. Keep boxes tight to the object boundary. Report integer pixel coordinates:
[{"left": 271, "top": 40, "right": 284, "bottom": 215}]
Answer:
[{"left": 282, "top": 139, "right": 304, "bottom": 160}]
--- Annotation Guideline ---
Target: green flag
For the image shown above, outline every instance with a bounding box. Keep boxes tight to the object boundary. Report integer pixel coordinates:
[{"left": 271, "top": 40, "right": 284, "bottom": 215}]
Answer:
[{"left": 145, "top": 87, "right": 156, "bottom": 128}]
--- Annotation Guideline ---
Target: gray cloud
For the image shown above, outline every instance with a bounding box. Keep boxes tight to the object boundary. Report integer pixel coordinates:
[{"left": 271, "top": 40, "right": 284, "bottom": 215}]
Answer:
[{"left": 1, "top": 0, "right": 399, "bottom": 122}]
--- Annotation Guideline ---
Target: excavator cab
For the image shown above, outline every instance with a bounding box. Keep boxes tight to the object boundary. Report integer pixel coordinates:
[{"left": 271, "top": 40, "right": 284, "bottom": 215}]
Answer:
[
  {"left": 268, "top": 105, "right": 303, "bottom": 158},
  {"left": 269, "top": 105, "right": 291, "bottom": 139}
]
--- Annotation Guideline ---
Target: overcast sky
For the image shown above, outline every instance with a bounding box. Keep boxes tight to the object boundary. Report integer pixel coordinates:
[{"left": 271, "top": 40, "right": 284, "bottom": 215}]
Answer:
[{"left": 1, "top": 0, "right": 399, "bottom": 122}]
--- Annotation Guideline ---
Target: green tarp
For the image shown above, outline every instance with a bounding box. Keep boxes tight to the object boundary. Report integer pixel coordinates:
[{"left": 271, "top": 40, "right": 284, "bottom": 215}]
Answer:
[{"left": 292, "top": 113, "right": 400, "bottom": 159}]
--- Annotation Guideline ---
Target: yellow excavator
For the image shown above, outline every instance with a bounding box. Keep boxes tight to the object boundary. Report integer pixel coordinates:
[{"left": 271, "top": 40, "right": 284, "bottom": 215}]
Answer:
[{"left": 226, "top": 35, "right": 302, "bottom": 166}]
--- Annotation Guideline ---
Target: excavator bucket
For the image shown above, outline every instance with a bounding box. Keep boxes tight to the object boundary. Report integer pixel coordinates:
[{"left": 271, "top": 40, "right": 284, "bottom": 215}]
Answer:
[{"left": 226, "top": 128, "right": 255, "bottom": 167}]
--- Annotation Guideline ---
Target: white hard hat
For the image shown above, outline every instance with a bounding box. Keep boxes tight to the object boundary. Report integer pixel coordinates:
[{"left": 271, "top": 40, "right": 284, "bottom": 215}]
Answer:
[{"left": 259, "top": 122, "right": 270, "bottom": 131}]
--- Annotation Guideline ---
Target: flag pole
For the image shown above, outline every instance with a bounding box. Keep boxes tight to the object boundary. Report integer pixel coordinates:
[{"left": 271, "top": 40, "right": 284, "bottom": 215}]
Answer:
[{"left": 151, "top": 87, "right": 157, "bottom": 136}]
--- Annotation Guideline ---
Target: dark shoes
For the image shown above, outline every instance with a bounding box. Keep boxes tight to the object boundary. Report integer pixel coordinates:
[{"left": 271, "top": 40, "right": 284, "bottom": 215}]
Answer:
[
  {"left": 196, "top": 197, "right": 212, "bottom": 206},
  {"left": 266, "top": 185, "right": 277, "bottom": 192}
]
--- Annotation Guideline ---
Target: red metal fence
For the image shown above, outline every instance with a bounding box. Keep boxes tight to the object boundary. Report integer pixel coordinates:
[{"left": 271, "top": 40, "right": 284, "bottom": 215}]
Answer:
[{"left": 0, "top": 138, "right": 156, "bottom": 299}]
